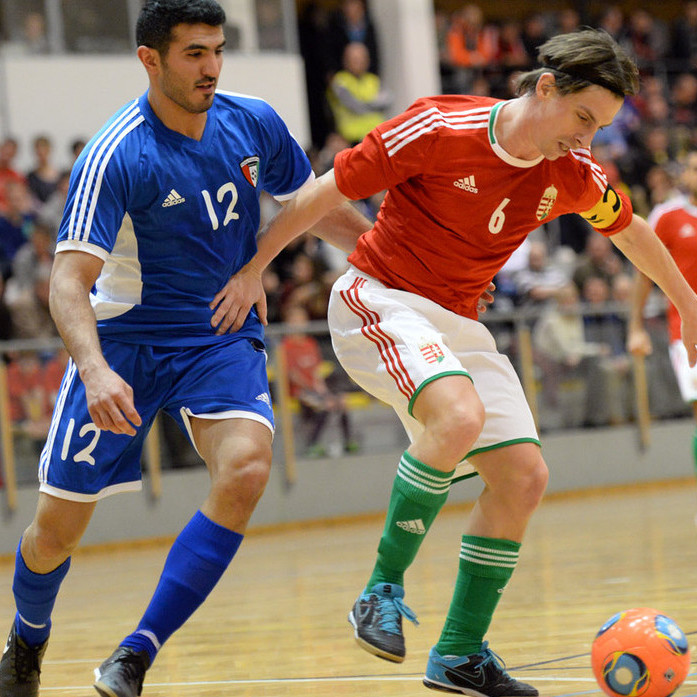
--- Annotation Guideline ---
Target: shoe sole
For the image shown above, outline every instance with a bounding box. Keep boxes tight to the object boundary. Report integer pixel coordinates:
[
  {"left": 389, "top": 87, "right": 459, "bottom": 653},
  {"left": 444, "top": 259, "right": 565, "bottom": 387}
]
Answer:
[
  {"left": 423, "top": 676, "right": 489, "bottom": 696},
  {"left": 94, "top": 686, "right": 118, "bottom": 697},
  {"left": 347, "top": 610, "right": 405, "bottom": 663},
  {"left": 423, "top": 676, "right": 465, "bottom": 693},
  {"left": 424, "top": 676, "right": 538, "bottom": 697},
  {"left": 93, "top": 671, "right": 120, "bottom": 697}
]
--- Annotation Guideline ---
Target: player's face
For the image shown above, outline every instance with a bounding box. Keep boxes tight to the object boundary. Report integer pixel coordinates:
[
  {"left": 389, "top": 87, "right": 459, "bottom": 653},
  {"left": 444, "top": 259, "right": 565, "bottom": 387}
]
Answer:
[
  {"left": 158, "top": 23, "right": 225, "bottom": 114},
  {"left": 536, "top": 84, "right": 623, "bottom": 161}
]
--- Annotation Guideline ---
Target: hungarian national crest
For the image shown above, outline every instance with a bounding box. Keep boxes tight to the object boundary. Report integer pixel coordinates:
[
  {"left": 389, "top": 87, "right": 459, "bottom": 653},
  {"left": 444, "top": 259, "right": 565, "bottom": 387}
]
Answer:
[
  {"left": 420, "top": 340, "right": 445, "bottom": 365},
  {"left": 536, "top": 185, "right": 558, "bottom": 221},
  {"left": 240, "top": 156, "right": 260, "bottom": 188}
]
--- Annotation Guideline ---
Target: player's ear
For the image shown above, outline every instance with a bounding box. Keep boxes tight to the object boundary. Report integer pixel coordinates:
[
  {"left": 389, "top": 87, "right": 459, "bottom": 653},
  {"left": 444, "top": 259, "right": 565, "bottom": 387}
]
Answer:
[
  {"left": 137, "top": 45, "right": 160, "bottom": 75},
  {"left": 536, "top": 72, "right": 557, "bottom": 99}
]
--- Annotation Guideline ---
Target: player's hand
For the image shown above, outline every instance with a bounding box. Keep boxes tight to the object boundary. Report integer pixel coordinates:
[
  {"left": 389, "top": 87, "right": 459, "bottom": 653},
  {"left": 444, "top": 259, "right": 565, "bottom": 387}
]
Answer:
[
  {"left": 626, "top": 327, "right": 652, "bottom": 357},
  {"left": 477, "top": 282, "right": 496, "bottom": 314},
  {"left": 210, "top": 261, "right": 267, "bottom": 334},
  {"left": 82, "top": 364, "right": 142, "bottom": 436}
]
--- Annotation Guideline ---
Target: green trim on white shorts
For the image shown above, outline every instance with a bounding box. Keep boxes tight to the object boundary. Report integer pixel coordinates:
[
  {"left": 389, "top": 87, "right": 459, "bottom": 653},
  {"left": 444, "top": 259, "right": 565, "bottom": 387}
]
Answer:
[
  {"left": 407, "top": 370, "right": 472, "bottom": 417},
  {"left": 451, "top": 437, "right": 543, "bottom": 484}
]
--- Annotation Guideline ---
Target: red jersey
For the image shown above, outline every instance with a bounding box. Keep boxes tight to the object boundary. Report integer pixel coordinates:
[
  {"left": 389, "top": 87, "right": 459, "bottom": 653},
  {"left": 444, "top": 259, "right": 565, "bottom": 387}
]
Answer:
[
  {"left": 334, "top": 95, "right": 633, "bottom": 319},
  {"left": 648, "top": 196, "right": 697, "bottom": 342},
  {"left": 7, "top": 359, "right": 44, "bottom": 422},
  {"left": 281, "top": 334, "right": 323, "bottom": 398}
]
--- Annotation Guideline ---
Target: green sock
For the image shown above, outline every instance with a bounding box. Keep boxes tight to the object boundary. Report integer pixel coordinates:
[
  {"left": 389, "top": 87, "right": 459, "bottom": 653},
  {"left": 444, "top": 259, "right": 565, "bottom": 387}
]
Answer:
[
  {"left": 366, "top": 451, "right": 454, "bottom": 589},
  {"left": 692, "top": 428, "right": 697, "bottom": 478},
  {"left": 435, "top": 535, "right": 520, "bottom": 657}
]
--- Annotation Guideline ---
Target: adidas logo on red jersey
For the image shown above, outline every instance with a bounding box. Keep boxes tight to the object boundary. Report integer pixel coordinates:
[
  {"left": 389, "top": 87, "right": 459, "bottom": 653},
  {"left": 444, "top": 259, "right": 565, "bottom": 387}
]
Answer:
[{"left": 454, "top": 175, "right": 478, "bottom": 193}]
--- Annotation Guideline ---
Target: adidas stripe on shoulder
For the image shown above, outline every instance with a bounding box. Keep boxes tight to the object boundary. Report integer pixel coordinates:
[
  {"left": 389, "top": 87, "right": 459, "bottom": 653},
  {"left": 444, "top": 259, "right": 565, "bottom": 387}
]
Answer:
[
  {"left": 570, "top": 147, "right": 608, "bottom": 195},
  {"left": 67, "top": 101, "right": 144, "bottom": 244},
  {"left": 381, "top": 106, "right": 491, "bottom": 157}
]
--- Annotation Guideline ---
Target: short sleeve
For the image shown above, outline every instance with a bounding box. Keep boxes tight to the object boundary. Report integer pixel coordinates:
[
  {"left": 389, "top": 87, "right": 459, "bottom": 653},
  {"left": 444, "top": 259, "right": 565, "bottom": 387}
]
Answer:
[
  {"left": 257, "top": 102, "right": 313, "bottom": 200},
  {"left": 56, "top": 134, "right": 132, "bottom": 256},
  {"left": 334, "top": 98, "right": 440, "bottom": 201},
  {"left": 578, "top": 186, "right": 633, "bottom": 236}
]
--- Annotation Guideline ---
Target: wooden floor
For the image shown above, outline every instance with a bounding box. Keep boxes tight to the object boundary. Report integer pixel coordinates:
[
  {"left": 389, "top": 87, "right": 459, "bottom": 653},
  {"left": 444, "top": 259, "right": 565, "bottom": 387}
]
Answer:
[{"left": 1, "top": 480, "right": 697, "bottom": 696}]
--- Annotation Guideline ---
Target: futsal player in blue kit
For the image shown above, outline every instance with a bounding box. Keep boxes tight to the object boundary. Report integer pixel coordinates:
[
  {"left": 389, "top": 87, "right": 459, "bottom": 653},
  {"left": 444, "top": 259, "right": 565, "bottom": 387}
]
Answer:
[{"left": 0, "top": 2, "right": 370, "bottom": 696}]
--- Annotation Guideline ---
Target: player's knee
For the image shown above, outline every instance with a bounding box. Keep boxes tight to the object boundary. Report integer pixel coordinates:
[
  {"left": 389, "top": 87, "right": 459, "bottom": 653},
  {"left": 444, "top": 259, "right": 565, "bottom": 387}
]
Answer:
[
  {"left": 214, "top": 455, "right": 271, "bottom": 503},
  {"left": 428, "top": 401, "right": 485, "bottom": 458},
  {"left": 24, "top": 522, "right": 80, "bottom": 566},
  {"left": 240, "top": 457, "right": 272, "bottom": 498},
  {"left": 511, "top": 455, "right": 548, "bottom": 513}
]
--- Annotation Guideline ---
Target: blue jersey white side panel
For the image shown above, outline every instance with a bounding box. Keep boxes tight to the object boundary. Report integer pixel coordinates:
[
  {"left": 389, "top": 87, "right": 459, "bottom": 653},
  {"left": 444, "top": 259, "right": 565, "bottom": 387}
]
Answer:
[{"left": 56, "top": 91, "right": 313, "bottom": 346}]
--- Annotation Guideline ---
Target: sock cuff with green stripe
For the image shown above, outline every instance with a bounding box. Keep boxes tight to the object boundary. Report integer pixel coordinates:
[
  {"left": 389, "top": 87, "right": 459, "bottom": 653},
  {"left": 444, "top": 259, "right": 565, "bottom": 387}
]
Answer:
[
  {"left": 459, "top": 535, "right": 521, "bottom": 580},
  {"left": 395, "top": 451, "right": 455, "bottom": 505}
]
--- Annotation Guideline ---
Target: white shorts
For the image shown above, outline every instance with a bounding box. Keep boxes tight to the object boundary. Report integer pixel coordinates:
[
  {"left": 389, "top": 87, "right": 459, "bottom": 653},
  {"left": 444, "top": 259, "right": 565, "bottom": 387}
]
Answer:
[
  {"left": 328, "top": 267, "right": 540, "bottom": 481},
  {"left": 669, "top": 339, "right": 697, "bottom": 403}
]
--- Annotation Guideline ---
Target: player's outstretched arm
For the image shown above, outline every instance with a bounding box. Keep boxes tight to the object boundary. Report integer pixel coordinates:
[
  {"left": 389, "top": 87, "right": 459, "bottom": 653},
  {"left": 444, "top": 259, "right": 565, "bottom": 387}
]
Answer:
[
  {"left": 611, "top": 215, "right": 697, "bottom": 366},
  {"left": 627, "top": 271, "right": 655, "bottom": 357},
  {"left": 49, "top": 251, "right": 142, "bottom": 435},
  {"left": 310, "top": 199, "right": 373, "bottom": 254},
  {"left": 210, "top": 170, "right": 348, "bottom": 333}
]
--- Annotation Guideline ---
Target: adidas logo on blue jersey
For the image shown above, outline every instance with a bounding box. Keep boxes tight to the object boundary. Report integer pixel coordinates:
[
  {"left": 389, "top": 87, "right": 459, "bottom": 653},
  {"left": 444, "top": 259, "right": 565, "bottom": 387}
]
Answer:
[{"left": 162, "top": 189, "right": 186, "bottom": 207}]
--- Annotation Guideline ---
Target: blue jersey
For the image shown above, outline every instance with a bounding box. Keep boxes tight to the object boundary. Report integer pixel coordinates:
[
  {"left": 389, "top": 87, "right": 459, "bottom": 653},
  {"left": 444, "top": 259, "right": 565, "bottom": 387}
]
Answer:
[{"left": 56, "top": 90, "right": 313, "bottom": 346}]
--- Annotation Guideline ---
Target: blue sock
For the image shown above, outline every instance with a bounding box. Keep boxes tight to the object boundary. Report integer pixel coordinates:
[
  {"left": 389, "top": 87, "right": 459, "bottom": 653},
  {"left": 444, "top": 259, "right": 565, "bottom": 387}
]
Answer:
[
  {"left": 121, "top": 511, "right": 243, "bottom": 664},
  {"left": 12, "top": 541, "right": 71, "bottom": 647}
]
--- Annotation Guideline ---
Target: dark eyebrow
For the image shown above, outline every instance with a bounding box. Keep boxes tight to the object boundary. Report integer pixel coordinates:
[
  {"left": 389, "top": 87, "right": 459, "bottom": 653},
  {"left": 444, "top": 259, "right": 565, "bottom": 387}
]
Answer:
[{"left": 183, "top": 39, "right": 227, "bottom": 51}]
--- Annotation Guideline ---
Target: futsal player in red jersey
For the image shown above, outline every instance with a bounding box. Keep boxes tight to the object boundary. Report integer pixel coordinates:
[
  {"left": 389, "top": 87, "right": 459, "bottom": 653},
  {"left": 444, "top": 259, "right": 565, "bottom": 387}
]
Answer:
[
  {"left": 213, "top": 29, "right": 697, "bottom": 696},
  {"left": 629, "top": 151, "right": 697, "bottom": 479}
]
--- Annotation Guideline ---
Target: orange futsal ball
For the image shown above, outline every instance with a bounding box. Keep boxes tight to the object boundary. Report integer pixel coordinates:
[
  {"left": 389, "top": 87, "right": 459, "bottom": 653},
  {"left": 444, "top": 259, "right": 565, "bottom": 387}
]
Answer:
[{"left": 591, "top": 608, "right": 691, "bottom": 697}]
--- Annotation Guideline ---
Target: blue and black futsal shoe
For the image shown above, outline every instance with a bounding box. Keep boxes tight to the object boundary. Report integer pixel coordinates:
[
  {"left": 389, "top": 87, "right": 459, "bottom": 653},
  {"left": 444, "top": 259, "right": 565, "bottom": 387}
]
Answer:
[
  {"left": 0, "top": 623, "right": 48, "bottom": 697},
  {"left": 348, "top": 582, "right": 418, "bottom": 663},
  {"left": 94, "top": 646, "right": 151, "bottom": 697},
  {"left": 423, "top": 643, "right": 539, "bottom": 696}
]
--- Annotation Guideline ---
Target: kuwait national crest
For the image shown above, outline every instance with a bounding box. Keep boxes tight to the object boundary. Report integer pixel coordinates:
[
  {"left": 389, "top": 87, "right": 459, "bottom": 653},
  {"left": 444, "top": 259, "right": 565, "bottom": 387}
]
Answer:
[
  {"left": 536, "top": 185, "right": 558, "bottom": 221},
  {"left": 240, "top": 156, "right": 260, "bottom": 187},
  {"left": 420, "top": 340, "right": 445, "bottom": 364}
]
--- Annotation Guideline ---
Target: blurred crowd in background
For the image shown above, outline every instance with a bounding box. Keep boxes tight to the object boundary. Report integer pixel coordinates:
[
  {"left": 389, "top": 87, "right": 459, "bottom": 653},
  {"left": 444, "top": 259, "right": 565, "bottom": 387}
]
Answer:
[{"left": 1, "top": 0, "right": 697, "bottom": 457}]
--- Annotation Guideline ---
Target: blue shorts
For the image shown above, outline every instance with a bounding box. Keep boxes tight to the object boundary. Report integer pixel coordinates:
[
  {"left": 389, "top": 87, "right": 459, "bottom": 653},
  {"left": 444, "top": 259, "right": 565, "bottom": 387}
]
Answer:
[{"left": 38, "top": 336, "right": 274, "bottom": 501}]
